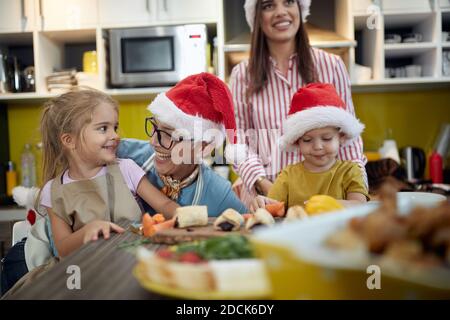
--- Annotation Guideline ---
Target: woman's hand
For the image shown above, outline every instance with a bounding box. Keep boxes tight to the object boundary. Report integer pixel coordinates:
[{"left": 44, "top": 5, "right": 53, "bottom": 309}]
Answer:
[
  {"left": 250, "top": 195, "right": 280, "bottom": 212},
  {"left": 255, "top": 178, "right": 273, "bottom": 196},
  {"left": 82, "top": 220, "right": 125, "bottom": 244}
]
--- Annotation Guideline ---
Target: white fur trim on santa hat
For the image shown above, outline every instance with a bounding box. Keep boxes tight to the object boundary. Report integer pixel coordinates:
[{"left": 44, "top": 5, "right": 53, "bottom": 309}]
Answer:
[
  {"left": 12, "top": 186, "right": 40, "bottom": 209},
  {"left": 148, "top": 92, "right": 226, "bottom": 145},
  {"left": 224, "top": 143, "right": 248, "bottom": 165},
  {"left": 279, "top": 106, "right": 365, "bottom": 151},
  {"left": 244, "top": 0, "right": 311, "bottom": 31}
]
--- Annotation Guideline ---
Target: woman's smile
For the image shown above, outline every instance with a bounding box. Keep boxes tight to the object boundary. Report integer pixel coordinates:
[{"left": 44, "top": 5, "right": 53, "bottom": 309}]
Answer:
[
  {"left": 272, "top": 19, "right": 292, "bottom": 30},
  {"left": 155, "top": 151, "right": 171, "bottom": 160},
  {"left": 155, "top": 150, "right": 171, "bottom": 161}
]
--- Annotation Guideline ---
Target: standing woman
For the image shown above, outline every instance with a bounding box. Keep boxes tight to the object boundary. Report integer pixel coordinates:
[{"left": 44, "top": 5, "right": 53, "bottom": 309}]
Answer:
[{"left": 229, "top": 0, "right": 367, "bottom": 206}]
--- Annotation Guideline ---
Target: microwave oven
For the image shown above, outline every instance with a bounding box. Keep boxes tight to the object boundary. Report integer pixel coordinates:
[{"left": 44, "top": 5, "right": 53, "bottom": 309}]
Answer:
[{"left": 108, "top": 24, "right": 207, "bottom": 87}]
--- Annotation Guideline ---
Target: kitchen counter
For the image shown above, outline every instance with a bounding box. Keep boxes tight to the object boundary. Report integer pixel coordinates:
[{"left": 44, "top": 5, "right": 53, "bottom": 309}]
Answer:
[{"left": 0, "top": 206, "right": 27, "bottom": 222}]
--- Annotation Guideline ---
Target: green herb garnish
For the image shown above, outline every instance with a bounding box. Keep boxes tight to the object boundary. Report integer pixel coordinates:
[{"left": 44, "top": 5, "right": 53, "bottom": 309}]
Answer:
[{"left": 175, "top": 235, "right": 254, "bottom": 260}]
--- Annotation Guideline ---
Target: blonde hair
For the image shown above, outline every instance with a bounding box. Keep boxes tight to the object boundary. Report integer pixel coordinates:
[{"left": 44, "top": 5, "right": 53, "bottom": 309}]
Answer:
[{"left": 40, "top": 88, "right": 119, "bottom": 186}]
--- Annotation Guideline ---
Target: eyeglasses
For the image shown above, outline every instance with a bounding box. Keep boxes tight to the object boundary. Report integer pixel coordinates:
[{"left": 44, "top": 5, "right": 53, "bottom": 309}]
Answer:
[{"left": 145, "top": 117, "right": 192, "bottom": 150}]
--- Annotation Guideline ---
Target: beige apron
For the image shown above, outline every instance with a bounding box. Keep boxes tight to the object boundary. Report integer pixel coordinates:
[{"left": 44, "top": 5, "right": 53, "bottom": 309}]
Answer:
[
  {"left": 50, "top": 163, "right": 143, "bottom": 231},
  {"left": 5, "top": 164, "right": 142, "bottom": 297}
]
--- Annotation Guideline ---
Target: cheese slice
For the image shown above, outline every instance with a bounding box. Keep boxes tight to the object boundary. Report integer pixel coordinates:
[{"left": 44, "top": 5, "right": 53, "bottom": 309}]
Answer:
[{"left": 209, "top": 259, "right": 271, "bottom": 293}]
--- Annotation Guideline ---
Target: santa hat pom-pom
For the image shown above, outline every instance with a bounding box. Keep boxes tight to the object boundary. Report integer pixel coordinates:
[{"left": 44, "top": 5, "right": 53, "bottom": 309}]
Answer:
[
  {"left": 12, "top": 186, "right": 40, "bottom": 209},
  {"left": 224, "top": 144, "right": 248, "bottom": 165},
  {"left": 27, "top": 209, "right": 36, "bottom": 225}
]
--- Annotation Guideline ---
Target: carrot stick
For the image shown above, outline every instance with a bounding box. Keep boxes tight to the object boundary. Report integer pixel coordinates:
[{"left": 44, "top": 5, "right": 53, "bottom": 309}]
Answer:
[
  {"left": 265, "top": 202, "right": 285, "bottom": 217},
  {"left": 142, "top": 213, "right": 155, "bottom": 237},
  {"left": 153, "top": 213, "right": 166, "bottom": 224},
  {"left": 153, "top": 218, "right": 176, "bottom": 232}
]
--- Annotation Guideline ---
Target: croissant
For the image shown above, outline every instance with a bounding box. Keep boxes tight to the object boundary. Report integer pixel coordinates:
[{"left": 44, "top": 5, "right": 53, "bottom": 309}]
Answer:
[
  {"left": 213, "top": 208, "right": 244, "bottom": 231},
  {"left": 285, "top": 205, "right": 308, "bottom": 222},
  {"left": 245, "top": 208, "right": 275, "bottom": 230}
]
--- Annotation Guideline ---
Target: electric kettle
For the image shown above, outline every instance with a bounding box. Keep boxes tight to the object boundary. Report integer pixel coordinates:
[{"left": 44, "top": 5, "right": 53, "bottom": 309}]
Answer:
[
  {"left": 0, "top": 53, "right": 7, "bottom": 93},
  {"left": 400, "top": 146, "right": 426, "bottom": 182}
]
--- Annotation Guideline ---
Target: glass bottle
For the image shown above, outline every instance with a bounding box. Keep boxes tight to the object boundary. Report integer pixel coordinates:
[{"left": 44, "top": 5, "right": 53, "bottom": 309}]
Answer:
[
  {"left": 21, "top": 143, "right": 36, "bottom": 187},
  {"left": 6, "top": 161, "right": 17, "bottom": 196}
]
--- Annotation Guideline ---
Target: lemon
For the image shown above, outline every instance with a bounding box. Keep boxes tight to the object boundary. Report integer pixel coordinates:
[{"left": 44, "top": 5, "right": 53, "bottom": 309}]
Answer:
[{"left": 305, "top": 195, "right": 344, "bottom": 215}]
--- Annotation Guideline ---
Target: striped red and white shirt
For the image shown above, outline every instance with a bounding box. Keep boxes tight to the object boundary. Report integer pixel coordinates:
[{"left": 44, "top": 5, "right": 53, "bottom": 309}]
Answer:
[{"left": 229, "top": 48, "right": 367, "bottom": 205}]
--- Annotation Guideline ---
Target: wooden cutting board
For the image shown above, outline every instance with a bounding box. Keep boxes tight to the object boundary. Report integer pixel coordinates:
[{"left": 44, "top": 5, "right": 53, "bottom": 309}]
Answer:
[{"left": 151, "top": 218, "right": 249, "bottom": 245}]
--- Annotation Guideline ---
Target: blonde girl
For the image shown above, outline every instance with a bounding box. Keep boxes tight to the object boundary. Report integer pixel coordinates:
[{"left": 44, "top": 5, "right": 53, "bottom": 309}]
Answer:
[{"left": 38, "top": 89, "right": 178, "bottom": 257}]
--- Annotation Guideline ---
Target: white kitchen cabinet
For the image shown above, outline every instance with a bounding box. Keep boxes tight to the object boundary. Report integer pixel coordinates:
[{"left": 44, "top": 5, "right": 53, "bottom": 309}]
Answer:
[
  {"left": 0, "top": 0, "right": 221, "bottom": 100},
  {"left": 381, "top": 0, "right": 433, "bottom": 13},
  {"left": 156, "top": 0, "right": 218, "bottom": 23},
  {"left": 99, "top": 0, "right": 218, "bottom": 27},
  {"left": 0, "top": 0, "right": 36, "bottom": 33},
  {"left": 39, "top": 0, "right": 98, "bottom": 30},
  {"left": 345, "top": 0, "right": 450, "bottom": 87},
  {"left": 351, "top": 0, "right": 375, "bottom": 15},
  {"left": 99, "top": 0, "right": 156, "bottom": 27}
]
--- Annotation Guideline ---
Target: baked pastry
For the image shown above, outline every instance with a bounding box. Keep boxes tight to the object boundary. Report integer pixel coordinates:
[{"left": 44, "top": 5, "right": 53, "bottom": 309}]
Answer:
[
  {"left": 326, "top": 180, "right": 450, "bottom": 271},
  {"left": 174, "top": 206, "right": 208, "bottom": 228},
  {"left": 213, "top": 208, "right": 244, "bottom": 231},
  {"left": 285, "top": 205, "right": 308, "bottom": 222},
  {"left": 245, "top": 208, "right": 275, "bottom": 230}
]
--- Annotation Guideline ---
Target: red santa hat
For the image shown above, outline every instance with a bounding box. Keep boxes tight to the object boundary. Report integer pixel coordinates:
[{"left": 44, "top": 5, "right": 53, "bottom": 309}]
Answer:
[
  {"left": 244, "top": 0, "right": 311, "bottom": 31},
  {"left": 279, "top": 83, "right": 365, "bottom": 151},
  {"left": 148, "top": 72, "right": 247, "bottom": 164}
]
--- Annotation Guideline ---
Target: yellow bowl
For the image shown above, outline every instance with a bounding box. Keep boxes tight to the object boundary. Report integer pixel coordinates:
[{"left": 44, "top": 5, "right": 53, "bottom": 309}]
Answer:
[{"left": 251, "top": 203, "right": 450, "bottom": 300}]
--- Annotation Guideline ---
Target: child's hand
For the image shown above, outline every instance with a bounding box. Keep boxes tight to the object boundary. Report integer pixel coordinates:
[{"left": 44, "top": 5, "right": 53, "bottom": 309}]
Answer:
[
  {"left": 250, "top": 195, "right": 280, "bottom": 212},
  {"left": 82, "top": 220, "right": 125, "bottom": 244}
]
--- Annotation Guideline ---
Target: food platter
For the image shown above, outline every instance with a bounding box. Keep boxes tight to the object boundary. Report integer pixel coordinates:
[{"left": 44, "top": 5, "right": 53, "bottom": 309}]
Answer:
[
  {"left": 369, "top": 192, "right": 446, "bottom": 208},
  {"left": 133, "top": 262, "right": 271, "bottom": 300},
  {"left": 396, "top": 192, "right": 446, "bottom": 207},
  {"left": 150, "top": 218, "right": 249, "bottom": 244},
  {"left": 252, "top": 192, "right": 450, "bottom": 299}
]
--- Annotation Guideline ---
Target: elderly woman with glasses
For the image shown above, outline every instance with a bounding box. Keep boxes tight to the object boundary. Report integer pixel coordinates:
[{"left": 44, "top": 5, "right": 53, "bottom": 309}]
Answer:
[{"left": 117, "top": 73, "right": 247, "bottom": 216}]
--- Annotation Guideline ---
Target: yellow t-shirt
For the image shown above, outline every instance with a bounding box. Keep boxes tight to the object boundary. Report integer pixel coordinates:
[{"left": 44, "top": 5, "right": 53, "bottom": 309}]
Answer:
[{"left": 268, "top": 160, "right": 368, "bottom": 208}]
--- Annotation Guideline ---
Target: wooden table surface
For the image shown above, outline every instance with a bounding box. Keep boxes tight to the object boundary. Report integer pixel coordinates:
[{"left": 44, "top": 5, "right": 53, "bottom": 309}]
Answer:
[{"left": 3, "top": 220, "right": 169, "bottom": 300}]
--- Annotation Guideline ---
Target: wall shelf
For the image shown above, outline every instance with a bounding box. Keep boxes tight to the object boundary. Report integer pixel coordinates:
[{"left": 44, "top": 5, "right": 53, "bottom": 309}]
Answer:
[
  {"left": 0, "top": 87, "right": 173, "bottom": 103},
  {"left": 223, "top": 33, "right": 250, "bottom": 53},
  {"left": 351, "top": 79, "right": 450, "bottom": 93},
  {"left": 0, "top": 92, "right": 57, "bottom": 103},
  {"left": 347, "top": 0, "right": 450, "bottom": 86},
  {"left": 353, "top": 77, "right": 450, "bottom": 85},
  {"left": 105, "top": 87, "right": 170, "bottom": 100},
  {"left": 0, "top": 32, "right": 33, "bottom": 44},
  {"left": 384, "top": 43, "right": 436, "bottom": 57},
  {"left": 383, "top": 12, "right": 435, "bottom": 25}
]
